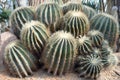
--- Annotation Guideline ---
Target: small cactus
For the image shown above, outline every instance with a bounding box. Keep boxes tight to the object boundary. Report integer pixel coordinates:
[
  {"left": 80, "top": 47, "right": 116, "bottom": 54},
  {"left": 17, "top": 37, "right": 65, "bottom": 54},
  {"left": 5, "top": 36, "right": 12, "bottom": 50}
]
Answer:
[
  {"left": 62, "top": 1, "right": 82, "bottom": 14},
  {"left": 20, "top": 21, "right": 49, "bottom": 58},
  {"left": 90, "top": 13, "right": 119, "bottom": 48},
  {"left": 77, "top": 36, "right": 93, "bottom": 56},
  {"left": 102, "top": 54, "right": 118, "bottom": 69},
  {"left": 42, "top": 31, "right": 76, "bottom": 75},
  {"left": 101, "top": 40, "right": 109, "bottom": 48},
  {"left": 3, "top": 40, "right": 38, "bottom": 78},
  {"left": 100, "top": 47, "right": 113, "bottom": 57},
  {"left": 82, "top": 5, "right": 96, "bottom": 20},
  {"left": 55, "top": 11, "right": 90, "bottom": 37},
  {"left": 9, "top": 6, "right": 35, "bottom": 38},
  {"left": 75, "top": 54, "right": 103, "bottom": 79},
  {"left": 36, "top": 2, "right": 63, "bottom": 32},
  {"left": 87, "top": 30, "right": 104, "bottom": 48}
]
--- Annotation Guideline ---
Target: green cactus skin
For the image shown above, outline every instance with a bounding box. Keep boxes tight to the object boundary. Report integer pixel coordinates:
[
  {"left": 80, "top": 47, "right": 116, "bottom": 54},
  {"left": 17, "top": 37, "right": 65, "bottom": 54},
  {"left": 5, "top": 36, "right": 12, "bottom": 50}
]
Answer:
[
  {"left": 75, "top": 54, "right": 103, "bottom": 79},
  {"left": 9, "top": 6, "right": 35, "bottom": 38},
  {"left": 42, "top": 31, "right": 76, "bottom": 75},
  {"left": 36, "top": 2, "right": 63, "bottom": 32},
  {"left": 62, "top": 2, "right": 82, "bottom": 14},
  {"left": 3, "top": 40, "right": 38, "bottom": 78},
  {"left": 55, "top": 11, "right": 90, "bottom": 37},
  {"left": 51, "top": 0, "right": 63, "bottom": 5},
  {"left": 82, "top": 5, "right": 96, "bottom": 20},
  {"left": 87, "top": 30, "right": 104, "bottom": 48},
  {"left": 20, "top": 21, "right": 49, "bottom": 58},
  {"left": 77, "top": 36, "right": 93, "bottom": 56},
  {"left": 101, "top": 40, "right": 109, "bottom": 48},
  {"left": 90, "top": 13, "right": 119, "bottom": 48},
  {"left": 102, "top": 54, "right": 118, "bottom": 69}
]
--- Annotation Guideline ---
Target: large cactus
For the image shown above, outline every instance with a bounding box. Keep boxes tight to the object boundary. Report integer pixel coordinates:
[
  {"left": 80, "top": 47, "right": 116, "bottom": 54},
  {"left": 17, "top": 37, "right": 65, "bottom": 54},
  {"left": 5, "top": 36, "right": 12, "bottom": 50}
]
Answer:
[
  {"left": 3, "top": 40, "right": 38, "bottom": 78},
  {"left": 55, "top": 11, "right": 90, "bottom": 37},
  {"left": 75, "top": 54, "right": 103, "bottom": 79},
  {"left": 77, "top": 36, "right": 93, "bottom": 56},
  {"left": 20, "top": 21, "right": 49, "bottom": 58},
  {"left": 9, "top": 6, "right": 35, "bottom": 38},
  {"left": 36, "top": 2, "right": 63, "bottom": 32},
  {"left": 62, "top": 1, "right": 82, "bottom": 14},
  {"left": 87, "top": 30, "right": 104, "bottom": 48},
  {"left": 82, "top": 5, "right": 96, "bottom": 20},
  {"left": 90, "top": 13, "right": 119, "bottom": 48},
  {"left": 42, "top": 31, "right": 76, "bottom": 75}
]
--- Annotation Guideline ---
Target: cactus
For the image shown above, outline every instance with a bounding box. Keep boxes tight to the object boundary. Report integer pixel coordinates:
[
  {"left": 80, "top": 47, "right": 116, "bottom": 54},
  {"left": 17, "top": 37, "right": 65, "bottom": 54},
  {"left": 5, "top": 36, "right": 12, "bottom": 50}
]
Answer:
[
  {"left": 90, "top": 13, "right": 119, "bottom": 48},
  {"left": 77, "top": 36, "right": 93, "bottom": 56},
  {"left": 101, "top": 40, "right": 109, "bottom": 48},
  {"left": 36, "top": 2, "right": 63, "bottom": 32},
  {"left": 55, "top": 11, "right": 90, "bottom": 37},
  {"left": 87, "top": 30, "right": 104, "bottom": 48},
  {"left": 3, "top": 40, "right": 38, "bottom": 78},
  {"left": 62, "top": 1, "right": 82, "bottom": 14},
  {"left": 9, "top": 6, "right": 35, "bottom": 38},
  {"left": 102, "top": 54, "right": 118, "bottom": 69},
  {"left": 42, "top": 31, "right": 76, "bottom": 75},
  {"left": 100, "top": 47, "right": 113, "bottom": 57},
  {"left": 82, "top": 5, "right": 96, "bottom": 20},
  {"left": 75, "top": 54, "right": 103, "bottom": 79},
  {"left": 20, "top": 21, "right": 49, "bottom": 58},
  {"left": 51, "top": 0, "right": 63, "bottom": 5}
]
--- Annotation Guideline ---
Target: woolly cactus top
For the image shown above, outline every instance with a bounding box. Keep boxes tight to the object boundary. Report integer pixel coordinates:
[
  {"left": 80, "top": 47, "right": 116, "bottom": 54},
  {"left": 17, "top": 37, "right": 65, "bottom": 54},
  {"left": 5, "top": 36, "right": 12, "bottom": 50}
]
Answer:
[{"left": 77, "top": 36, "right": 90, "bottom": 45}]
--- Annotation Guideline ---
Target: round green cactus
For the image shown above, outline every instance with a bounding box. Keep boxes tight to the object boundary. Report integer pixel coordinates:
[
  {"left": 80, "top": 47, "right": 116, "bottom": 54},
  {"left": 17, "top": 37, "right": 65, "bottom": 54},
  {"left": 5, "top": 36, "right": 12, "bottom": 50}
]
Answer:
[
  {"left": 77, "top": 35, "right": 93, "bottom": 56},
  {"left": 102, "top": 54, "right": 118, "bottom": 69},
  {"left": 101, "top": 40, "right": 109, "bottom": 48},
  {"left": 55, "top": 11, "right": 90, "bottom": 37},
  {"left": 51, "top": 0, "right": 63, "bottom": 5},
  {"left": 20, "top": 21, "right": 49, "bottom": 58},
  {"left": 9, "top": 6, "right": 35, "bottom": 38},
  {"left": 75, "top": 54, "right": 103, "bottom": 79},
  {"left": 36, "top": 2, "right": 63, "bottom": 32},
  {"left": 62, "top": 1, "right": 82, "bottom": 14},
  {"left": 82, "top": 5, "right": 96, "bottom": 20},
  {"left": 100, "top": 47, "right": 113, "bottom": 57},
  {"left": 87, "top": 30, "right": 104, "bottom": 48},
  {"left": 90, "top": 13, "right": 119, "bottom": 48},
  {"left": 42, "top": 31, "right": 76, "bottom": 75},
  {"left": 3, "top": 40, "right": 38, "bottom": 78}
]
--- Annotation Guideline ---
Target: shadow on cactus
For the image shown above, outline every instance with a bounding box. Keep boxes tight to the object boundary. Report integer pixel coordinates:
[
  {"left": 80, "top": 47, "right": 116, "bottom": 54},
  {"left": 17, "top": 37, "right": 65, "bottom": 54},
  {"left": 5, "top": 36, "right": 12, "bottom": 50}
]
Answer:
[
  {"left": 9, "top": 6, "right": 35, "bottom": 38},
  {"left": 3, "top": 40, "right": 38, "bottom": 78},
  {"left": 55, "top": 11, "right": 90, "bottom": 37},
  {"left": 20, "top": 21, "right": 50, "bottom": 59},
  {"left": 42, "top": 31, "right": 77, "bottom": 75}
]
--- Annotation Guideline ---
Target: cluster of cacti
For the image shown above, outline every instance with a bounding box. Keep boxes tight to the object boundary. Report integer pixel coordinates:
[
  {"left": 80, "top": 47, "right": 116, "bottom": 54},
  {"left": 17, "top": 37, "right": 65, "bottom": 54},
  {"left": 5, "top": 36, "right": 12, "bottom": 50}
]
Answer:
[
  {"left": 75, "top": 54, "right": 103, "bottom": 79},
  {"left": 62, "top": 1, "right": 82, "bottom": 14},
  {"left": 42, "top": 31, "right": 76, "bottom": 75},
  {"left": 90, "top": 13, "right": 119, "bottom": 48},
  {"left": 3, "top": 40, "right": 38, "bottom": 78},
  {"left": 55, "top": 11, "right": 90, "bottom": 37},
  {"left": 9, "top": 6, "right": 35, "bottom": 38},
  {"left": 36, "top": 2, "right": 63, "bottom": 32},
  {"left": 2, "top": 0, "right": 119, "bottom": 79},
  {"left": 20, "top": 21, "right": 49, "bottom": 58},
  {"left": 82, "top": 5, "right": 96, "bottom": 20}
]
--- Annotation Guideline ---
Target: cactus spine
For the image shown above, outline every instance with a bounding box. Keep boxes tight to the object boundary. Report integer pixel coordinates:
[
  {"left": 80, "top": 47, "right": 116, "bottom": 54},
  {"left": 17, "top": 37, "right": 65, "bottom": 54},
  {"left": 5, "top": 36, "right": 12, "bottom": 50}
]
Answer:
[
  {"left": 90, "top": 13, "right": 119, "bottom": 48},
  {"left": 36, "top": 2, "right": 63, "bottom": 32},
  {"left": 4, "top": 40, "right": 38, "bottom": 78},
  {"left": 75, "top": 54, "right": 103, "bottom": 79},
  {"left": 82, "top": 5, "right": 96, "bottom": 20},
  {"left": 42, "top": 31, "right": 76, "bottom": 75},
  {"left": 20, "top": 21, "right": 49, "bottom": 58},
  {"left": 55, "top": 11, "right": 90, "bottom": 37},
  {"left": 77, "top": 36, "right": 93, "bottom": 56},
  {"left": 87, "top": 30, "right": 104, "bottom": 48},
  {"left": 9, "top": 6, "right": 35, "bottom": 38}
]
